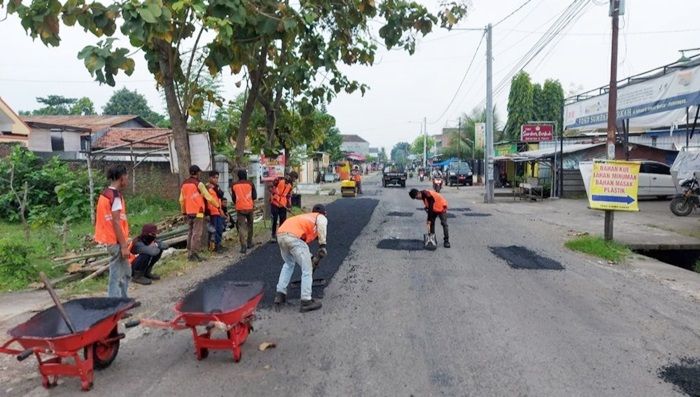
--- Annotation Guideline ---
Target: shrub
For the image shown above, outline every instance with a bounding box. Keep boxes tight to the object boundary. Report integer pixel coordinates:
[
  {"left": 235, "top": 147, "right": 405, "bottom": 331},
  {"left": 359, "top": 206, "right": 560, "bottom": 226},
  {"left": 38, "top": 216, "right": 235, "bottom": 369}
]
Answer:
[{"left": 0, "top": 239, "right": 36, "bottom": 290}]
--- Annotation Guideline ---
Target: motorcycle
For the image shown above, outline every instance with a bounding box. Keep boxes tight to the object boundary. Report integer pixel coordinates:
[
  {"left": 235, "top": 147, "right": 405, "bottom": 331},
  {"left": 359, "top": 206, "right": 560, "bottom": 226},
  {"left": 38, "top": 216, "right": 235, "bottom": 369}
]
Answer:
[
  {"left": 670, "top": 176, "right": 700, "bottom": 216},
  {"left": 419, "top": 171, "right": 425, "bottom": 182},
  {"left": 432, "top": 177, "right": 443, "bottom": 192}
]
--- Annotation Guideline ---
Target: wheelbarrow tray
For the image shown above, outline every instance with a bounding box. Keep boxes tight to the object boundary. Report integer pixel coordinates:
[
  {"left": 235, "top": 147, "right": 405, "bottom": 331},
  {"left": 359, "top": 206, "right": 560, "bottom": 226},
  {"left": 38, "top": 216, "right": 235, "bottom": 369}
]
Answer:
[{"left": 1, "top": 297, "right": 136, "bottom": 391}]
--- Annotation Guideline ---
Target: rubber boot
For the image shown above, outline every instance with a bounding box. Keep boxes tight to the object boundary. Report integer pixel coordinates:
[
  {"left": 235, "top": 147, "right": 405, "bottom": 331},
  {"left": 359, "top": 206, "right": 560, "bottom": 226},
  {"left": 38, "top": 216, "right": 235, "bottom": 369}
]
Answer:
[
  {"left": 300, "top": 299, "right": 322, "bottom": 313},
  {"left": 132, "top": 272, "right": 152, "bottom": 285},
  {"left": 444, "top": 240, "right": 451, "bottom": 248}
]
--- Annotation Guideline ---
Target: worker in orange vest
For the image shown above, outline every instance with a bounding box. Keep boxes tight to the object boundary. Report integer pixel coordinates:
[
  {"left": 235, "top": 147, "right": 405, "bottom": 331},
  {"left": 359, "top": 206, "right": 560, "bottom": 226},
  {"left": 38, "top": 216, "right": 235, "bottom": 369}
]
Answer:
[
  {"left": 206, "top": 171, "right": 226, "bottom": 253},
  {"left": 231, "top": 169, "right": 257, "bottom": 254},
  {"left": 269, "top": 170, "right": 298, "bottom": 242},
  {"left": 180, "top": 165, "right": 220, "bottom": 262},
  {"left": 352, "top": 168, "right": 363, "bottom": 194},
  {"left": 94, "top": 165, "right": 131, "bottom": 298},
  {"left": 273, "top": 204, "right": 328, "bottom": 313},
  {"left": 409, "top": 188, "right": 450, "bottom": 248}
]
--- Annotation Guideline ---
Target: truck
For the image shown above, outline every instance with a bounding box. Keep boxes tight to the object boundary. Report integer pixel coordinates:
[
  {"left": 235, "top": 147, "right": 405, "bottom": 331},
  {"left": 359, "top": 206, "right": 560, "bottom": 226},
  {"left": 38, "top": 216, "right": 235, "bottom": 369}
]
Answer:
[{"left": 383, "top": 164, "right": 407, "bottom": 188}]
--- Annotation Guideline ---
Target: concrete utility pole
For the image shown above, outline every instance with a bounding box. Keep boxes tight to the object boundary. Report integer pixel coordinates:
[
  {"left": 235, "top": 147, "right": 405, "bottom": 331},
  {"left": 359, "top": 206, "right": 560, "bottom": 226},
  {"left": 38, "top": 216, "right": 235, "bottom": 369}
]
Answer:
[
  {"left": 423, "top": 116, "right": 427, "bottom": 168},
  {"left": 458, "top": 116, "right": 462, "bottom": 159},
  {"left": 484, "top": 23, "right": 495, "bottom": 203},
  {"left": 604, "top": 0, "right": 622, "bottom": 240}
]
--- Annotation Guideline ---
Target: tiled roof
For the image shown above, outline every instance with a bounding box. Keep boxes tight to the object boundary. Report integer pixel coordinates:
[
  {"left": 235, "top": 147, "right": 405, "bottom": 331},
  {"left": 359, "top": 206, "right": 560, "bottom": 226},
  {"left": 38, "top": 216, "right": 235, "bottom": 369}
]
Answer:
[
  {"left": 92, "top": 128, "right": 171, "bottom": 149},
  {"left": 21, "top": 115, "right": 153, "bottom": 132},
  {"left": 341, "top": 134, "right": 369, "bottom": 143}
]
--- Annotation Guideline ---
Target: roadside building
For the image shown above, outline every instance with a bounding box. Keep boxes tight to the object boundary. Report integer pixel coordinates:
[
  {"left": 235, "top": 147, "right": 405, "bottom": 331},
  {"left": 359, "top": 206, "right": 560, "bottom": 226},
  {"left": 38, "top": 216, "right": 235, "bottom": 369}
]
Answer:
[
  {"left": 340, "top": 134, "right": 370, "bottom": 157},
  {"left": 0, "top": 97, "right": 30, "bottom": 153}
]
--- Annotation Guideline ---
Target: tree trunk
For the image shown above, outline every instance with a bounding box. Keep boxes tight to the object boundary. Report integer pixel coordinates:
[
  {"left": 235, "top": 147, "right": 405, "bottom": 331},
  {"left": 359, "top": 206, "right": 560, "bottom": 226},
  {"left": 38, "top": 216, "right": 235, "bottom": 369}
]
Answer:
[
  {"left": 157, "top": 42, "right": 190, "bottom": 183},
  {"left": 235, "top": 44, "right": 268, "bottom": 167}
]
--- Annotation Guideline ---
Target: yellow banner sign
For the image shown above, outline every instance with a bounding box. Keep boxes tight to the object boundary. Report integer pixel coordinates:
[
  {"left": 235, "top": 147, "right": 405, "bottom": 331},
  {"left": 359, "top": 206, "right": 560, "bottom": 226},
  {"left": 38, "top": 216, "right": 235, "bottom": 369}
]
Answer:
[{"left": 588, "top": 160, "right": 640, "bottom": 211}]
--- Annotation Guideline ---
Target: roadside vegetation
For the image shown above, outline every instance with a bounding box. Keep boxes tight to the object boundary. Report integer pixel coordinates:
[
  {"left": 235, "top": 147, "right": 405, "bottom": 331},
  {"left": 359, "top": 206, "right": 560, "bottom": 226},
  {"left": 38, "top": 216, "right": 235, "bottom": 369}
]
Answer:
[{"left": 565, "top": 235, "right": 631, "bottom": 263}]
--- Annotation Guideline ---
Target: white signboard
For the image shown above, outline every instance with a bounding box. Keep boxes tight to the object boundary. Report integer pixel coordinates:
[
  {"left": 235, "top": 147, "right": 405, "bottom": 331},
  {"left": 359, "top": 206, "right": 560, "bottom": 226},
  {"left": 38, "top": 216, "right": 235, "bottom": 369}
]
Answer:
[
  {"left": 169, "top": 132, "right": 213, "bottom": 173},
  {"left": 475, "top": 122, "right": 485, "bottom": 150},
  {"left": 564, "top": 63, "right": 700, "bottom": 129}
]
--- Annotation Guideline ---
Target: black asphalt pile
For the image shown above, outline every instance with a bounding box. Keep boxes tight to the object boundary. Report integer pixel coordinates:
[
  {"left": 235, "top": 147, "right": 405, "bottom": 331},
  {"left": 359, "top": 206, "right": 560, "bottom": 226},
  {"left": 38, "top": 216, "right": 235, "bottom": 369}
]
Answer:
[
  {"left": 191, "top": 198, "right": 379, "bottom": 307},
  {"left": 388, "top": 212, "right": 414, "bottom": 217},
  {"left": 659, "top": 357, "right": 700, "bottom": 397},
  {"left": 489, "top": 246, "right": 564, "bottom": 270},
  {"left": 463, "top": 213, "right": 491, "bottom": 217},
  {"left": 377, "top": 239, "right": 424, "bottom": 251}
]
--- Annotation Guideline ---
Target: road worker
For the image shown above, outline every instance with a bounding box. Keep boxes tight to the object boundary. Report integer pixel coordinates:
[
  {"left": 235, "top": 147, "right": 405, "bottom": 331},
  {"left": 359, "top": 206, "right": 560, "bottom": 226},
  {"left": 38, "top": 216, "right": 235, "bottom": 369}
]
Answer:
[
  {"left": 180, "top": 165, "right": 219, "bottom": 262},
  {"left": 206, "top": 171, "right": 226, "bottom": 253},
  {"left": 94, "top": 165, "right": 131, "bottom": 298},
  {"left": 231, "top": 169, "right": 257, "bottom": 254},
  {"left": 273, "top": 204, "right": 328, "bottom": 313},
  {"left": 409, "top": 188, "right": 451, "bottom": 248},
  {"left": 269, "top": 171, "right": 298, "bottom": 242}
]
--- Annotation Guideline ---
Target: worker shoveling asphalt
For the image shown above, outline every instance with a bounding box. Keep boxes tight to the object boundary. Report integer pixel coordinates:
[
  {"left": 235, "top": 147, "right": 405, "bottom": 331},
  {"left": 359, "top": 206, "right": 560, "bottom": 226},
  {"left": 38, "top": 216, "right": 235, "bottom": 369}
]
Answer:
[{"left": 409, "top": 188, "right": 451, "bottom": 250}]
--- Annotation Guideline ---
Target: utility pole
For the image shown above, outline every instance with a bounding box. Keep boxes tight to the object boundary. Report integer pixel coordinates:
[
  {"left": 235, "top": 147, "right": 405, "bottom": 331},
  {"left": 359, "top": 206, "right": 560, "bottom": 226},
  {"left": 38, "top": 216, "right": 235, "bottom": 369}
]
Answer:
[
  {"left": 604, "top": 0, "right": 622, "bottom": 240},
  {"left": 423, "top": 116, "right": 427, "bottom": 168},
  {"left": 484, "top": 23, "right": 494, "bottom": 203},
  {"left": 458, "top": 116, "right": 462, "bottom": 159}
]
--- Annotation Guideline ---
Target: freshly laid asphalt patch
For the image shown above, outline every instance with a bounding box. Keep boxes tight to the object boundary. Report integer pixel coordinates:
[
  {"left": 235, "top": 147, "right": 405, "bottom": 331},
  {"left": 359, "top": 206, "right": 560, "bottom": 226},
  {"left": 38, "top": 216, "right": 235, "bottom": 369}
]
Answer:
[
  {"left": 488, "top": 246, "right": 564, "bottom": 270},
  {"left": 445, "top": 213, "right": 456, "bottom": 218},
  {"left": 387, "top": 211, "right": 414, "bottom": 217},
  {"left": 463, "top": 213, "right": 491, "bottom": 217},
  {"left": 659, "top": 357, "right": 700, "bottom": 397},
  {"left": 190, "top": 198, "right": 379, "bottom": 307},
  {"left": 450, "top": 208, "right": 471, "bottom": 212},
  {"left": 377, "top": 239, "right": 424, "bottom": 251}
]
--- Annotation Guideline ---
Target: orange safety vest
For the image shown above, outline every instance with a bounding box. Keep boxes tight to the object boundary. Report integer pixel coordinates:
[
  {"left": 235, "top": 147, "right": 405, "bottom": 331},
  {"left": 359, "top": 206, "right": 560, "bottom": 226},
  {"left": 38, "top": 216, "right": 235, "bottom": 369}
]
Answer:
[
  {"left": 423, "top": 190, "right": 448, "bottom": 213},
  {"left": 352, "top": 173, "right": 362, "bottom": 182},
  {"left": 232, "top": 181, "right": 254, "bottom": 211},
  {"left": 127, "top": 240, "right": 136, "bottom": 265},
  {"left": 181, "top": 178, "right": 205, "bottom": 215},
  {"left": 206, "top": 184, "right": 221, "bottom": 216},
  {"left": 94, "top": 188, "right": 129, "bottom": 245},
  {"left": 271, "top": 178, "right": 292, "bottom": 208},
  {"left": 277, "top": 212, "right": 320, "bottom": 243}
]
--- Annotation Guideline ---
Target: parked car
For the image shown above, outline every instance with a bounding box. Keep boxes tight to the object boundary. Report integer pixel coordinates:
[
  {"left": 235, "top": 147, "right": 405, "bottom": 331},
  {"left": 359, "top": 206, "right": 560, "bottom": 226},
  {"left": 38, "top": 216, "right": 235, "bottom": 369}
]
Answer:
[
  {"left": 447, "top": 162, "right": 473, "bottom": 186},
  {"left": 637, "top": 160, "right": 675, "bottom": 199}
]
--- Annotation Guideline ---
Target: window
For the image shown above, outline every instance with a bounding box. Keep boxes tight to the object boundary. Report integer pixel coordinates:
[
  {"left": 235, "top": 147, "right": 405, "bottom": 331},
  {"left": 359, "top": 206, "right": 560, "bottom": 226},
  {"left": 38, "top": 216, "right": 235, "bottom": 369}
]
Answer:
[
  {"left": 641, "top": 162, "right": 670, "bottom": 175},
  {"left": 50, "top": 130, "right": 64, "bottom": 152}
]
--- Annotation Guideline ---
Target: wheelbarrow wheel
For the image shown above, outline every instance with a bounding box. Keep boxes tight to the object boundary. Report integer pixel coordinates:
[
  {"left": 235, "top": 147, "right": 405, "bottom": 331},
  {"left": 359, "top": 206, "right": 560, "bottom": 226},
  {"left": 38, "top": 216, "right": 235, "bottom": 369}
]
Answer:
[
  {"left": 196, "top": 348, "right": 209, "bottom": 360},
  {"left": 88, "top": 327, "right": 120, "bottom": 370}
]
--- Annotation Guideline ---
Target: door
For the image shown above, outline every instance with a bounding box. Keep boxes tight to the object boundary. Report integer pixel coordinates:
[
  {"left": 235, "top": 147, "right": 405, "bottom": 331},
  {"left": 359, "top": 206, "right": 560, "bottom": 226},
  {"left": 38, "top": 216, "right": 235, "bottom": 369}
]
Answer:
[
  {"left": 645, "top": 162, "right": 674, "bottom": 197},
  {"left": 637, "top": 163, "right": 652, "bottom": 197}
]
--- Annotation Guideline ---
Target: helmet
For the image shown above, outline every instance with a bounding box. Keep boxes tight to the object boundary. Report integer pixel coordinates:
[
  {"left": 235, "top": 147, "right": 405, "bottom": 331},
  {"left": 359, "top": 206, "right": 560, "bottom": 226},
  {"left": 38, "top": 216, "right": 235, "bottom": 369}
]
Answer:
[{"left": 312, "top": 204, "right": 327, "bottom": 215}]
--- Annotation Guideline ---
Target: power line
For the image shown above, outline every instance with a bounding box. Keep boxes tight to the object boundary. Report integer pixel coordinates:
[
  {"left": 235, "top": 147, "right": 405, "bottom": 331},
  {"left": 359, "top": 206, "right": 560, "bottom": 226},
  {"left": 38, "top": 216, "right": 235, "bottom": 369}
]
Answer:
[
  {"left": 500, "top": 27, "right": 700, "bottom": 36},
  {"left": 428, "top": 31, "right": 486, "bottom": 125},
  {"left": 493, "top": 0, "right": 534, "bottom": 27}
]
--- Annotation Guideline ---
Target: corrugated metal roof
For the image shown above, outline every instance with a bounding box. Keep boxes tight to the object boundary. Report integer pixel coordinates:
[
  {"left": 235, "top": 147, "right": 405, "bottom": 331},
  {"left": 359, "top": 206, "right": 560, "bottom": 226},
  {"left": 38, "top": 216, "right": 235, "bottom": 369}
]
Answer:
[
  {"left": 21, "top": 115, "right": 153, "bottom": 132},
  {"left": 341, "top": 134, "right": 368, "bottom": 143},
  {"left": 92, "top": 128, "right": 171, "bottom": 149}
]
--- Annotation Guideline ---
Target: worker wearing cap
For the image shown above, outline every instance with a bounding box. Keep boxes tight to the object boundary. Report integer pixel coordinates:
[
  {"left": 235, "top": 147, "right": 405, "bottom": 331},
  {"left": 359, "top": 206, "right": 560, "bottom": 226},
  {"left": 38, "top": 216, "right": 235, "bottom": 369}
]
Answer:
[
  {"left": 409, "top": 188, "right": 451, "bottom": 248},
  {"left": 179, "top": 165, "right": 219, "bottom": 262},
  {"left": 206, "top": 171, "right": 226, "bottom": 253},
  {"left": 269, "top": 171, "right": 298, "bottom": 242},
  {"left": 274, "top": 204, "right": 328, "bottom": 313},
  {"left": 231, "top": 169, "right": 257, "bottom": 254},
  {"left": 129, "top": 224, "right": 169, "bottom": 285},
  {"left": 94, "top": 164, "right": 130, "bottom": 298}
]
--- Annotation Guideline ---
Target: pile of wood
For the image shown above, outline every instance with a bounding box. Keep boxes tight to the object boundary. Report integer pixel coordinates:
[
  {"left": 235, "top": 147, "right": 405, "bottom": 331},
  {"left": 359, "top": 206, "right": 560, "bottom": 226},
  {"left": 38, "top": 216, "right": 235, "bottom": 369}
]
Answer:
[{"left": 50, "top": 215, "right": 189, "bottom": 286}]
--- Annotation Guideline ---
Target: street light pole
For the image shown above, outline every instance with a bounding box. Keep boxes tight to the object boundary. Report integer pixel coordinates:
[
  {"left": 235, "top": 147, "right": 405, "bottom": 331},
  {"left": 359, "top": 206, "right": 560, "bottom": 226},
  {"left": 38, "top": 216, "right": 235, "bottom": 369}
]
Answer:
[
  {"left": 604, "top": 0, "right": 622, "bottom": 241},
  {"left": 484, "top": 23, "right": 494, "bottom": 203}
]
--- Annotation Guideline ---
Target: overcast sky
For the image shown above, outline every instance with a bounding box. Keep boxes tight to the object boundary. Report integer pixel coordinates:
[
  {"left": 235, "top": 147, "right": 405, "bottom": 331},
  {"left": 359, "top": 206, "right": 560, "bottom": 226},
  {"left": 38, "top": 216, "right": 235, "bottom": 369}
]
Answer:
[{"left": 1, "top": 0, "right": 699, "bottom": 151}]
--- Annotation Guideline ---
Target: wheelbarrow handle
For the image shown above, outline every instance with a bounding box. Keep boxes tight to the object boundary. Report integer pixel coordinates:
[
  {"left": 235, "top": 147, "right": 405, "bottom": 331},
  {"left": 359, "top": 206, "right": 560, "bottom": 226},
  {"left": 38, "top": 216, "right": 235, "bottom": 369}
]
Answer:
[
  {"left": 124, "top": 319, "right": 141, "bottom": 328},
  {"left": 17, "top": 349, "right": 34, "bottom": 362}
]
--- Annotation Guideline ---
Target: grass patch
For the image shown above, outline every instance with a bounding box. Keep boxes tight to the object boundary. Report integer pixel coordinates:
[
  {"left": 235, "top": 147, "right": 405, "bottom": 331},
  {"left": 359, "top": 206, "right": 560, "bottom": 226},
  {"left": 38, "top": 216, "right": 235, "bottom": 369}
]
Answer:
[
  {"left": 565, "top": 235, "right": 631, "bottom": 263},
  {"left": 61, "top": 277, "right": 106, "bottom": 298}
]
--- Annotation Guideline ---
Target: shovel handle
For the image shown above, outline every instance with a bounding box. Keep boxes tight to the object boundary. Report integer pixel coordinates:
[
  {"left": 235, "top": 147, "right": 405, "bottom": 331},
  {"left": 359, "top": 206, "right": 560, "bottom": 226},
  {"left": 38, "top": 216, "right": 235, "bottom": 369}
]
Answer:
[{"left": 17, "top": 349, "right": 34, "bottom": 362}]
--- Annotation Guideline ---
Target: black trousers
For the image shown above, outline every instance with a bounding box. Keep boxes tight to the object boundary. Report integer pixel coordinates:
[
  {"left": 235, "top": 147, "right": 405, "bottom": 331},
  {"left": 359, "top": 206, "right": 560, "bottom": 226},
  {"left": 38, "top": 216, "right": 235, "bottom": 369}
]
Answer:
[
  {"left": 271, "top": 204, "right": 287, "bottom": 236},
  {"left": 237, "top": 211, "right": 254, "bottom": 248},
  {"left": 427, "top": 212, "right": 449, "bottom": 242},
  {"left": 132, "top": 251, "right": 162, "bottom": 275}
]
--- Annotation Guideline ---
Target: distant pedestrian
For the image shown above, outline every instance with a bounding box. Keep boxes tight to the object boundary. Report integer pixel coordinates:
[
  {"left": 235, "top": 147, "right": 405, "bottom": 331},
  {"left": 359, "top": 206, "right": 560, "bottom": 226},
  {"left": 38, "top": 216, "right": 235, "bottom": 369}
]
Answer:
[
  {"left": 180, "top": 165, "right": 220, "bottom": 262},
  {"left": 231, "top": 169, "right": 257, "bottom": 254},
  {"left": 274, "top": 204, "right": 328, "bottom": 313},
  {"left": 409, "top": 188, "right": 450, "bottom": 248},
  {"left": 269, "top": 171, "right": 298, "bottom": 242},
  {"left": 129, "top": 224, "right": 168, "bottom": 285},
  {"left": 206, "top": 171, "right": 226, "bottom": 253},
  {"left": 94, "top": 165, "right": 131, "bottom": 298}
]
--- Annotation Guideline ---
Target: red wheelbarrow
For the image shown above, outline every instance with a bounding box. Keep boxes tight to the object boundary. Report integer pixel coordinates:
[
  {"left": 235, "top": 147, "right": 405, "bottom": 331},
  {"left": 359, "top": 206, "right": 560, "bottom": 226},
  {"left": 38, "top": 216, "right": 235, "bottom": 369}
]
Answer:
[
  {"left": 0, "top": 297, "right": 137, "bottom": 391},
  {"left": 128, "top": 281, "right": 263, "bottom": 362}
]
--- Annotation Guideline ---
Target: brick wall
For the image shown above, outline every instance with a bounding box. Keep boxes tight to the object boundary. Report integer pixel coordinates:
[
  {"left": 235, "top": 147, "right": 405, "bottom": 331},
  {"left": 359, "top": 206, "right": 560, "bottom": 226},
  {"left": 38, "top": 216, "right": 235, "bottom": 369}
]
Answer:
[{"left": 91, "top": 160, "right": 181, "bottom": 200}]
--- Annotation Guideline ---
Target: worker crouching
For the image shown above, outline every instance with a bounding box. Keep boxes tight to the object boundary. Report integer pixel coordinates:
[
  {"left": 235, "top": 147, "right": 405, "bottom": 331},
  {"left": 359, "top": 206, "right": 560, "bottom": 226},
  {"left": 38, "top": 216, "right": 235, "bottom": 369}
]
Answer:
[
  {"left": 274, "top": 204, "right": 328, "bottom": 313},
  {"left": 130, "top": 224, "right": 168, "bottom": 285},
  {"left": 409, "top": 188, "right": 451, "bottom": 248}
]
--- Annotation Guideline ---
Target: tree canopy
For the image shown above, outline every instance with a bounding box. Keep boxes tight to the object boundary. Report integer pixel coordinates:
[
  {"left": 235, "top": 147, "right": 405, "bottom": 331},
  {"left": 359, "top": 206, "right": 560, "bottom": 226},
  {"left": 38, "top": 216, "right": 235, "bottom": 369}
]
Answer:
[
  {"left": 410, "top": 135, "right": 436, "bottom": 157},
  {"left": 22, "top": 95, "right": 96, "bottom": 115},
  {"left": 504, "top": 73, "right": 564, "bottom": 141},
  {"left": 390, "top": 142, "right": 411, "bottom": 165},
  {"left": 103, "top": 88, "right": 164, "bottom": 125}
]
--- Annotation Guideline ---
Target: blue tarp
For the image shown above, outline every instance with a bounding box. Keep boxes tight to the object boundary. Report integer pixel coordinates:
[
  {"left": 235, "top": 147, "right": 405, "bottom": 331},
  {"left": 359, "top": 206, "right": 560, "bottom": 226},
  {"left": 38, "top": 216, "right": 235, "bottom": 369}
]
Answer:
[{"left": 431, "top": 158, "right": 461, "bottom": 167}]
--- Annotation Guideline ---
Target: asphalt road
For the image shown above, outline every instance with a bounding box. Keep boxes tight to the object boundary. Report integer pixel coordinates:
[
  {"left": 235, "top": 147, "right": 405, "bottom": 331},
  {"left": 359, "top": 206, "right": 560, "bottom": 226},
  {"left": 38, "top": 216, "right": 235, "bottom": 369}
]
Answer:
[{"left": 4, "top": 176, "right": 700, "bottom": 396}]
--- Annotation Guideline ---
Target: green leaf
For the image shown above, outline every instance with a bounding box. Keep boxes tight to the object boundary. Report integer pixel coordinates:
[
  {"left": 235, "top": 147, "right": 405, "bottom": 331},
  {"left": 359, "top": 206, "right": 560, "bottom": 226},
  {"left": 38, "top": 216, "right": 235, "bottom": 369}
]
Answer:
[{"left": 138, "top": 8, "right": 157, "bottom": 24}]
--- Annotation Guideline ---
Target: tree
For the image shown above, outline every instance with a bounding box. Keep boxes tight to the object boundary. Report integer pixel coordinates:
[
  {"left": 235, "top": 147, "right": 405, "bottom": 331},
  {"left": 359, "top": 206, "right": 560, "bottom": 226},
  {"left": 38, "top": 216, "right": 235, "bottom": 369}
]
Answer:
[
  {"left": 442, "top": 106, "right": 501, "bottom": 160},
  {"left": 103, "top": 88, "right": 163, "bottom": 125},
  {"left": 390, "top": 142, "right": 411, "bottom": 165},
  {"left": 33, "top": 95, "right": 77, "bottom": 115},
  {"left": 318, "top": 126, "right": 344, "bottom": 162},
  {"left": 410, "top": 135, "right": 436, "bottom": 156},
  {"left": 378, "top": 147, "right": 388, "bottom": 163},
  {"left": 505, "top": 71, "right": 534, "bottom": 141},
  {"left": 541, "top": 79, "right": 565, "bottom": 133},
  {"left": 5, "top": 0, "right": 468, "bottom": 179},
  {"left": 532, "top": 83, "right": 544, "bottom": 122},
  {"left": 70, "top": 97, "right": 96, "bottom": 115}
]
